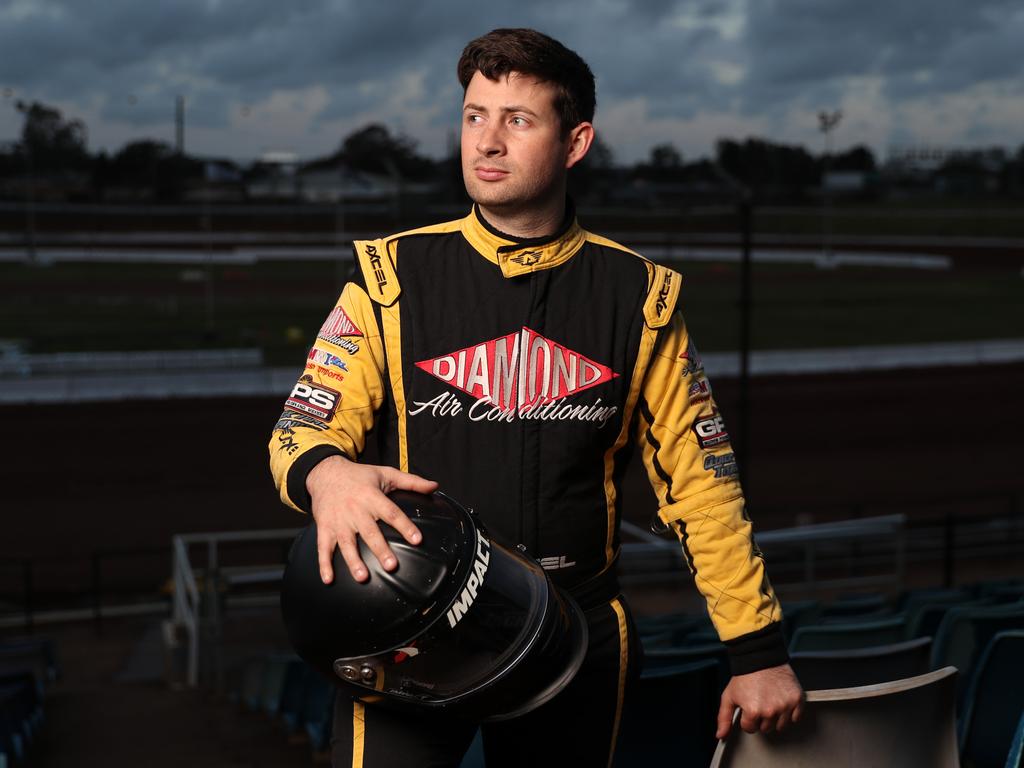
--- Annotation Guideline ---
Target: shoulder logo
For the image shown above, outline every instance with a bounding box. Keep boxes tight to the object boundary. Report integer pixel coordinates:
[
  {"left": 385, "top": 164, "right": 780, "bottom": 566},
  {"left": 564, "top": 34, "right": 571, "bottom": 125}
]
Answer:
[
  {"left": 317, "top": 306, "right": 363, "bottom": 349},
  {"left": 365, "top": 243, "right": 388, "bottom": 296},
  {"left": 655, "top": 269, "right": 675, "bottom": 318}
]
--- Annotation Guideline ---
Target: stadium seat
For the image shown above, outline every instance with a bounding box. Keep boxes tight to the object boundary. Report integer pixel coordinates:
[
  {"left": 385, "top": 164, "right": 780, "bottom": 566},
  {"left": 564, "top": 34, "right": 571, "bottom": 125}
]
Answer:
[
  {"left": 820, "top": 593, "right": 891, "bottom": 620},
  {"left": 958, "top": 631, "right": 1024, "bottom": 768},
  {"left": 779, "top": 600, "right": 823, "bottom": 644},
  {"left": 1004, "top": 711, "right": 1024, "bottom": 768},
  {"left": 897, "top": 587, "right": 973, "bottom": 613},
  {"left": 636, "top": 612, "right": 710, "bottom": 647},
  {"left": 641, "top": 642, "right": 730, "bottom": 692},
  {"left": 906, "top": 597, "right": 995, "bottom": 641},
  {"left": 709, "top": 666, "right": 961, "bottom": 768},
  {"left": 279, "top": 659, "right": 315, "bottom": 733},
  {"left": 301, "top": 674, "right": 335, "bottom": 752},
  {"left": 238, "top": 656, "right": 266, "bottom": 712},
  {"left": 259, "top": 653, "right": 298, "bottom": 716},
  {"left": 790, "top": 636, "right": 932, "bottom": 690},
  {"left": 614, "top": 658, "right": 719, "bottom": 768},
  {"left": 930, "top": 603, "right": 1024, "bottom": 710},
  {"left": 459, "top": 729, "right": 485, "bottom": 768},
  {"left": 789, "top": 616, "right": 907, "bottom": 653}
]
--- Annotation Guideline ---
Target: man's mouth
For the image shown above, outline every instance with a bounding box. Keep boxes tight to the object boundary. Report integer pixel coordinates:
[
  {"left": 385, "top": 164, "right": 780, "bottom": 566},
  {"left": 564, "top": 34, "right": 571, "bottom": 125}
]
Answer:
[{"left": 474, "top": 166, "right": 509, "bottom": 181}]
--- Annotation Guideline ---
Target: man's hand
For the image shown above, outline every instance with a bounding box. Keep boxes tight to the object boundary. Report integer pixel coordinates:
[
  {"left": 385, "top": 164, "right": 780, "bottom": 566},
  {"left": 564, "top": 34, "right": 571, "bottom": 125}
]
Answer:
[
  {"left": 305, "top": 455, "right": 438, "bottom": 584},
  {"left": 716, "top": 663, "right": 805, "bottom": 739}
]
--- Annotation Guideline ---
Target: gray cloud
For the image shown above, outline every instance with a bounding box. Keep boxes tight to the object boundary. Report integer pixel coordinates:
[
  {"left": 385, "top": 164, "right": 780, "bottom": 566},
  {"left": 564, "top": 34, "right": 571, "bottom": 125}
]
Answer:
[{"left": 1, "top": 0, "right": 1020, "bottom": 161}]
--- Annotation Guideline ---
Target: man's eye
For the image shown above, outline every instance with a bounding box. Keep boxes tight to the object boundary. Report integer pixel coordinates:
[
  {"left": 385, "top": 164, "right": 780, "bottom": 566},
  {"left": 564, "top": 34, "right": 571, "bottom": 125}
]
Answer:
[{"left": 510, "top": 116, "right": 527, "bottom": 127}]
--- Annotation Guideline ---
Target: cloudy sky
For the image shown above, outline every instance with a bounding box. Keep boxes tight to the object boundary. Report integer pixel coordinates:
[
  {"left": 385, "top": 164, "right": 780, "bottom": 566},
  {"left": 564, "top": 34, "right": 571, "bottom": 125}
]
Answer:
[{"left": 1, "top": 0, "right": 1022, "bottom": 165}]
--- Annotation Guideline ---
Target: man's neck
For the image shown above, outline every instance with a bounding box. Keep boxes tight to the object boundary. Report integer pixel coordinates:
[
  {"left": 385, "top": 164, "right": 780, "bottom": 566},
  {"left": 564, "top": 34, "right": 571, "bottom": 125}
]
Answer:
[{"left": 475, "top": 198, "right": 567, "bottom": 240}]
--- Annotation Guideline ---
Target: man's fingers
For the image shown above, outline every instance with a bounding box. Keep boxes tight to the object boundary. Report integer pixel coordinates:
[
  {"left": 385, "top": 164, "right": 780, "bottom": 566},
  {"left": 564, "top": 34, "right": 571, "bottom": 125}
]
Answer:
[
  {"left": 357, "top": 517, "right": 399, "bottom": 572},
  {"left": 739, "top": 710, "right": 760, "bottom": 734},
  {"left": 337, "top": 535, "right": 369, "bottom": 582},
  {"left": 715, "top": 697, "right": 736, "bottom": 740},
  {"left": 316, "top": 527, "right": 336, "bottom": 584},
  {"left": 382, "top": 467, "right": 439, "bottom": 495},
  {"left": 374, "top": 498, "right": 423, "bottom": 545}
]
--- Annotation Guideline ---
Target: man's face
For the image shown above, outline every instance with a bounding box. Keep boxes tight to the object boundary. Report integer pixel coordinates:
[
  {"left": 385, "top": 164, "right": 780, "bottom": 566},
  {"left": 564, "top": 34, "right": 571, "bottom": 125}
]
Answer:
[{"left": 461, "top": 70, "right": 576, "bottom": 217}]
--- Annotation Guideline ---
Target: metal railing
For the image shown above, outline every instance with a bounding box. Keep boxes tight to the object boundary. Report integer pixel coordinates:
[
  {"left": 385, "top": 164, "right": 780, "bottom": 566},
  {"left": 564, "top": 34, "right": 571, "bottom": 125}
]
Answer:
[
  {"left": 620, "top": 514, "right": 907, "bottom": 595},
  {"left": 168, "top": 528, "right": 301, "bottom": 688}
]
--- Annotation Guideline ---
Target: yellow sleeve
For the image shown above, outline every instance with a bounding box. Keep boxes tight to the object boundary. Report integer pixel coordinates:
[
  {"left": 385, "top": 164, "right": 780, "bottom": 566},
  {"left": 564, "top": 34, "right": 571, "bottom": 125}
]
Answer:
[
  {"left": 268, "top": 281, "right": 386, "bottom": 512},
  {"left": 636, "top": 309, "right": 783, "bottom": 646}
]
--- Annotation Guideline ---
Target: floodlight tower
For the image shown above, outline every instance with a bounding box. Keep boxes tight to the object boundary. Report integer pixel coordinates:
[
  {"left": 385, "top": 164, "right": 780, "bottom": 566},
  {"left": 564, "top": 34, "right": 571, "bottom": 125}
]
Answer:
[{"left": 818, "top": 109, "right": 842, "bottom": 263}]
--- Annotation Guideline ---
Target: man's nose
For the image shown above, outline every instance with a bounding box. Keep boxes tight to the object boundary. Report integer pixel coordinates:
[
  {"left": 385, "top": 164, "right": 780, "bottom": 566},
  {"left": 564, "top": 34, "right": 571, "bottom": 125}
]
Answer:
[{"left": 476, "top": 122, "right": 505, "bottom": 157}]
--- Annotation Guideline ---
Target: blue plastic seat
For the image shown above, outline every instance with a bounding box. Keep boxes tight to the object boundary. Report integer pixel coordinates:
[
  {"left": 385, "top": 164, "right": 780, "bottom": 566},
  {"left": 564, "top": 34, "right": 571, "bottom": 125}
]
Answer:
[
  {"left": 958, "top": 631, "right": 1024, "bottom": 768},
  {"left": 710, "top": 667, "right": 961, "bottom": 768},
  {"left": 1005, "top": 711, "right": 1024, "bottom": 768},
  {"left": 641, "top": 642, "right": 729, "bottom": 692},
  {"left": 789, "top": 616, "right": 907, "bottom": 653},
  {"left": 615, "top": 658, "right": 720, "bottom": 768},
  {"left": 930, "top": 603, "right": 1024, "bottom": 711},
  {"left": 790, "top": 636, "right": 932, "bottom": 690}
]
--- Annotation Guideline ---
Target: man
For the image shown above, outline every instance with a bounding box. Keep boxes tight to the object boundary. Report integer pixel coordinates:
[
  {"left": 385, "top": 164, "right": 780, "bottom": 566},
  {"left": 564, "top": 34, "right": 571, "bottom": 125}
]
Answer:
[{"left": 269, "top": 27, "right": 803, "bottom": 767}]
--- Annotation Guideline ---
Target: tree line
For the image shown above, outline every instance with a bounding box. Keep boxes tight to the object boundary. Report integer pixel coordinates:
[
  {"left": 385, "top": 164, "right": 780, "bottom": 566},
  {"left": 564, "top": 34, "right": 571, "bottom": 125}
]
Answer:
[{"left": 2, "top": 100, "right": 1022, "bottom": 204}]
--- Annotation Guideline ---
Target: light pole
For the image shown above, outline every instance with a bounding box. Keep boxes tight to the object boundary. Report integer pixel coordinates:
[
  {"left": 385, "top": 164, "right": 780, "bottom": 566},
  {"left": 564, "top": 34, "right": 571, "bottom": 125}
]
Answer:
[{"left": 818, "top": 109, "right": 842, "bottom": 265}]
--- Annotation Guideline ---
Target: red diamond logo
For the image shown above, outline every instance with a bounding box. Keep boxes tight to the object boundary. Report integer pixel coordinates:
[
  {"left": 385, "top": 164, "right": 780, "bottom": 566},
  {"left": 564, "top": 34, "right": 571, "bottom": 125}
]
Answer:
[
  {"left": 318, "top": 306, "right": 363, "bottom": 341},
  {"left": 416, "top": 327, "right": 618, "bottom": 411}
]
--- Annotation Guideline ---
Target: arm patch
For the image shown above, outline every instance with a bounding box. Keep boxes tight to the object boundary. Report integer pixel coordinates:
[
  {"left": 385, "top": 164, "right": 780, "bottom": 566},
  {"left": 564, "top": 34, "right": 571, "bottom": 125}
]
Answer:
[
  {"left": 355, "top": 238, "right": 400, "bottom": 306},
  {"left": 643, "top": 264, "right": 681, "bottom": 328}
]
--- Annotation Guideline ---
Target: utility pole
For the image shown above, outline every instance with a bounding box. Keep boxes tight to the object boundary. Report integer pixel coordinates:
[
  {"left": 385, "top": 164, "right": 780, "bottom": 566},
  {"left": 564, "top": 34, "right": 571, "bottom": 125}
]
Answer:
[
  {"left": 818, "top": 109, "right": 842, "bottom": 265},
  {"left": 175, "top": 95, "right": 185, "bottom": 155}
]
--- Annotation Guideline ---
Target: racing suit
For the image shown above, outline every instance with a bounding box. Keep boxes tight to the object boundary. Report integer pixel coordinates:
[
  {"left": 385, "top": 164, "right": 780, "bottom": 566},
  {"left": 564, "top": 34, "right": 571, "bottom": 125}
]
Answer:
[{"left": 268, "top": 203, "right": 787, "bottom": 766}]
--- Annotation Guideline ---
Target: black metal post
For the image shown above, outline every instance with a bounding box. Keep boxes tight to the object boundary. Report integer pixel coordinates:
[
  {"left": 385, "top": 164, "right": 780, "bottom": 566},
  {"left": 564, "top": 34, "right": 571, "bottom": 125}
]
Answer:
[
  {"left": 737, "top": 195, "right": 753, "bottom": 491},
  {"left": 23, "top": 559, "right": 33, "bottom": 633},
  {"left": 92, "top": 550, "right": 103, "bottom": 633}
]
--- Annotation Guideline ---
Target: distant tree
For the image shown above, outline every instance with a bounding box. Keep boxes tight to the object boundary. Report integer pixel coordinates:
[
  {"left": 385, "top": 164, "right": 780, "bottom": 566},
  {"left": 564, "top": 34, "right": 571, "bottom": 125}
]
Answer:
[
  {"left": 338, "top": 123, "right": 435, "bottom": 180},
  {"left": 716, "top": 137, "right": 818, "bottom": 196},
  {"left": 15, "top": 100, "right": 91, "bottom": 173},
  {"left": 98, "top": 139, "right": 202, "bottom": 200},
  {"left": 649, "top": 142, "right": 683, "bottom": 168},
  {"left": 568, "top": 133, "right": 616, "bottom": 202},
  {"left": 831, "top": 145, "right": 876, "bottom": 172}
]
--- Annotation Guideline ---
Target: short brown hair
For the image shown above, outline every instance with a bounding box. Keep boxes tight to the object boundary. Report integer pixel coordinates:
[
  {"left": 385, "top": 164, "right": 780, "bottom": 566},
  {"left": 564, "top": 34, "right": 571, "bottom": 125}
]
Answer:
[{"left": 457, "top": 28, "right": 596, "bottom": 135}]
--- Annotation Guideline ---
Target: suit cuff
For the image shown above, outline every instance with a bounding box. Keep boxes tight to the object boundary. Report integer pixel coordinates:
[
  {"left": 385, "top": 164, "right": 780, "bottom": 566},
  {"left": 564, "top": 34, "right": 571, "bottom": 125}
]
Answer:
[
  {"left": 285, "top": 444, "right": 346, "bottom": 513},
  {"left": 724, "top": 622, "right": 789, "bottom": 676}
]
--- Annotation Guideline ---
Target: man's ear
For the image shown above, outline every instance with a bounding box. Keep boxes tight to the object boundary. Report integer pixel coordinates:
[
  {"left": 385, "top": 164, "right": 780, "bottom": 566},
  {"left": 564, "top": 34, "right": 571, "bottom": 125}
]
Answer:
[{"left": 565, "top": 122, "right": 595, "bottom": 170}]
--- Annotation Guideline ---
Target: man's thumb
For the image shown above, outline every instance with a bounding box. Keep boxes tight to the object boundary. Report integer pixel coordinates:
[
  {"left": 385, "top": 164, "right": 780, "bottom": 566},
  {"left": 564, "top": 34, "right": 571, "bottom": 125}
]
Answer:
[{"left": 716, "top": 695, "right": 737, "bottom": 740}]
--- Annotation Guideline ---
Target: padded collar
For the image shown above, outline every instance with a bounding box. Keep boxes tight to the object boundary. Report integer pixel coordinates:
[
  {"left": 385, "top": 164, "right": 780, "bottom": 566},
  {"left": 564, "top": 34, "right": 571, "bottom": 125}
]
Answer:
[{"left": 459, "top": 202, "right": 587, "bottom": 278}]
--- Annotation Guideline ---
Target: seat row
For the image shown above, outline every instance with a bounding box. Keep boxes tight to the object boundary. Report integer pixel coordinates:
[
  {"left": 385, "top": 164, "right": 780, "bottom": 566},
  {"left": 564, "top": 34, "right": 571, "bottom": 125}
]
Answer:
[
  {"left": 0, "top": 636, "right": 58, "bottom": 767},
  {"left": 230, "top": 652, "right": 335, "bottom": 759},
  {"left": 629, "top": 581, "right": 1024, "bottom": 768}
]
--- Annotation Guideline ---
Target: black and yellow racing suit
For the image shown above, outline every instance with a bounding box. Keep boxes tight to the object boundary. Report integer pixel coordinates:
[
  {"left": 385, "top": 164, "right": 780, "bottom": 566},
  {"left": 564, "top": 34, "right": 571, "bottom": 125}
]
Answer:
[{"left": 268, "top": 203, "right": 787, "bottom": 766}]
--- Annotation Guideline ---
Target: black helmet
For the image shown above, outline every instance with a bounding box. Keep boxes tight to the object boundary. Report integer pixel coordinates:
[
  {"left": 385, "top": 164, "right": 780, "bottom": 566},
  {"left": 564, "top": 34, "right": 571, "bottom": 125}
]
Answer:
[{"left": 279, "top": 490, "right": 588, "bottom": 721}]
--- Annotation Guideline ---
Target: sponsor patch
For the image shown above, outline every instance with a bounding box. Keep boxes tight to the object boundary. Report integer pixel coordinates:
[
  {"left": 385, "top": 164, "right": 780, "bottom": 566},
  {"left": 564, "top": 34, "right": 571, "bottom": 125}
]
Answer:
[
  {"left": 704, "top": 452, "right": 738, "bottom": 479},
  {"left": 679, "top": 339, "right": 704, "bottom": 376},
  {"left": 307, "top": 347, "right": 349, "bottom": 373},
  {"left": 274, "top": 409, "right": 330, "bottom": 432},
  {"left": 285, "top": 375, "right": 341, "bottom": 422},
  {"left": 305, "top": 362, "right": 346, "bottom": 383},
  {"left": 688, "top": 377, "right": 712, "bottom": 404},
  {"left": 275, "top": 428, "right": 300, "bottom": 456},
  {"left": 693, "top": 412, "right": 730, "bottom": 448},
  {"left": 317, "top": 307, "right": 363, "bottom": 352},
  {"left": 415, "top": 326, "right": 618, "bottom": 412}
]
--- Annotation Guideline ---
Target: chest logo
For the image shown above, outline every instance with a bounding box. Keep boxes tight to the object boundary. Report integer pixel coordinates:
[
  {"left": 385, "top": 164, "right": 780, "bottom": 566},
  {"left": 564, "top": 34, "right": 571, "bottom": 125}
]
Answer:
[{"left": 415, "top": 326, "right": 619, "bottom": 412}]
